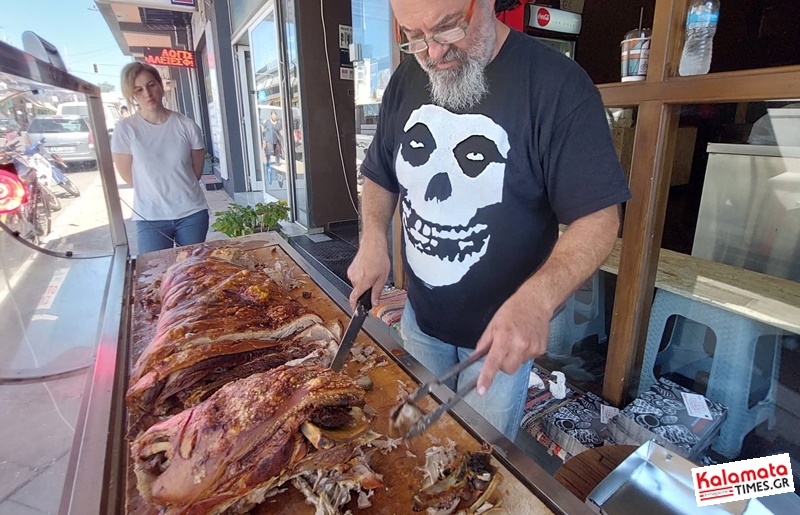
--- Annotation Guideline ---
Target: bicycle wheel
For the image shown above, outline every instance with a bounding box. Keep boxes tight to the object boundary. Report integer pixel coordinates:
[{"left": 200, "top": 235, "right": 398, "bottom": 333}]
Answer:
[
  {"left": 61, "top": 178, "right": 80, "bottom": 197},
  {"left": 33, "top": 187, "right": 51, "bottom": 237},
  {"left": 43, "top": 185, "right": 62, "bottom": 212}
]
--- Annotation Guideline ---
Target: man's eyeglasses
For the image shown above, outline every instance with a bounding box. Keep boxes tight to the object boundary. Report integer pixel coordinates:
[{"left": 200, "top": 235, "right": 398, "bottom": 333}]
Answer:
[{"left": 397, "top": 0, "right": 477, "bottom": 55}]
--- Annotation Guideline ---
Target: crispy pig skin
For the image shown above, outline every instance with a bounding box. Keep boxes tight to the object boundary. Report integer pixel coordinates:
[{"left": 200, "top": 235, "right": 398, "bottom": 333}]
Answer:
[
  {"left": 131, "top": 365, "right": 366, "bottom": 514},
  {"left": 129, "top": 255, "right": 321, "bottom": 387},
  {"left": 127, "top": 321, "right": 342, "bottom": 418}
]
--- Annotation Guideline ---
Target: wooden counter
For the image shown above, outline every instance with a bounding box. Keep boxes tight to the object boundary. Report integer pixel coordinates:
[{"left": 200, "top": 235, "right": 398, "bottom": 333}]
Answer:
[
  {"left": 125, "top": 233, "right": 580, "bottom": 515},
  {"left": 554, "top": 445, "right": 638, "bottom": 503}
]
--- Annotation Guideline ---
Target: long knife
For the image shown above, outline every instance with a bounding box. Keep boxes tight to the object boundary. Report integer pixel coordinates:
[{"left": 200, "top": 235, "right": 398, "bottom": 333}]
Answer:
[{"left": 330, "top": 288, "right": 373, "bottom": 371}]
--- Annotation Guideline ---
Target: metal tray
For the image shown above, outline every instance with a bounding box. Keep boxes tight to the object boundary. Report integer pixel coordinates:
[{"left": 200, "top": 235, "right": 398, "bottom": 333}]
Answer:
[{"left": 586, "top": 441, "right": 800, "bottom": 515}]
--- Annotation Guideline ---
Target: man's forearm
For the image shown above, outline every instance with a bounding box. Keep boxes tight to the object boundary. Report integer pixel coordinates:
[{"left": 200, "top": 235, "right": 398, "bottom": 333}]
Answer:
[
  {"left": 360, "top": 178, "right": 398, "bottom": 246},
  {"left": 518, "top": 206, "right": 620, "bottom": 315}
]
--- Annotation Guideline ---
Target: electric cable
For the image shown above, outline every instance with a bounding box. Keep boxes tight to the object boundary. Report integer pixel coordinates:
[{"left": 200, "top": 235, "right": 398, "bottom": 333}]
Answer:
[{"left": 320, "top": 0, "right": 360, "bottom": 215}]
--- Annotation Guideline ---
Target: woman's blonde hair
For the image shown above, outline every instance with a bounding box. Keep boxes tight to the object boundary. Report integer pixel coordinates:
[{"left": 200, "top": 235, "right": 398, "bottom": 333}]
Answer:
[{"left": 120, "top": 62, "right": 163, "bottom": 107}]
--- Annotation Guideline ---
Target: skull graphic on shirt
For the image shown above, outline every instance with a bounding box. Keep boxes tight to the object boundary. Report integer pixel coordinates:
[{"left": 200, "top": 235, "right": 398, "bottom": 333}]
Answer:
[{"left": 396, "top": 104, "right": 510, "bottom": 287}]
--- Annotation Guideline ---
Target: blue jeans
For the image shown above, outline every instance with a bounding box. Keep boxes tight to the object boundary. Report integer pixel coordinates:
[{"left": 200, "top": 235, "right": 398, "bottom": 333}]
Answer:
[
  {"left": 400, "top": 301, "right": 533, "bottom": 441},
  {"left": 135, "top": 209, "right": 209, "bottom": 254}
]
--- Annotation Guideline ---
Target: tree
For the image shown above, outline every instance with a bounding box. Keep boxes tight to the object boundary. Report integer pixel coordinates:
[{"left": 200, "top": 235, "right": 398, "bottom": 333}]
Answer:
[{"left": 97, "top": 81, "right": 116, "bottom": 92}]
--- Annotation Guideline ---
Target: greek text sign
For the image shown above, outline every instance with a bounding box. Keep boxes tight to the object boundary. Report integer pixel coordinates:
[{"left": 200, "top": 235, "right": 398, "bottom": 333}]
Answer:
[{"left": 144, "top": 47, "right": 195, "bottom": 68}]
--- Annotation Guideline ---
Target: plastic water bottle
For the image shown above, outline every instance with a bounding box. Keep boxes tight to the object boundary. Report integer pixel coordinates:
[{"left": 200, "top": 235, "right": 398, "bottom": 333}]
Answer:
[{"left": 679, "top": 0, "right": 720, "bottom": 76}]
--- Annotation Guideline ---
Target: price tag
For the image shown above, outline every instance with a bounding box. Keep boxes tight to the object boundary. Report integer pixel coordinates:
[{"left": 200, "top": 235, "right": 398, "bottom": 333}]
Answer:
[
  {"left": 682, "top": 392, "right": 713, "bottom": 420},
  {"left": 600, "top": 404, "right": 620, "bottom": 424}
]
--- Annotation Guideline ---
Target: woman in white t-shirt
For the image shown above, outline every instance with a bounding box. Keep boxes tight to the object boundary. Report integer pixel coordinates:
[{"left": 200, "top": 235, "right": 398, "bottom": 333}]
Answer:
[{"left": 111, "top": 62, "right": 209, "bottom": 254}]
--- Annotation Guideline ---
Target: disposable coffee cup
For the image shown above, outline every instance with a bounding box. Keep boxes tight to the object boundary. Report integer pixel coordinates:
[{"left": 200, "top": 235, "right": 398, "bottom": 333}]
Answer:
[{"left": 621, "top": 28, "right": 652, "bottom": 82}]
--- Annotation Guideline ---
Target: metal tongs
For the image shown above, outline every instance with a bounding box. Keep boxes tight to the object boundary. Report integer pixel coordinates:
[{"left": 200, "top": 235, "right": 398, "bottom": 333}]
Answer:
[{"left": 390, "top": 347, "right": 488, "bottom": 440}]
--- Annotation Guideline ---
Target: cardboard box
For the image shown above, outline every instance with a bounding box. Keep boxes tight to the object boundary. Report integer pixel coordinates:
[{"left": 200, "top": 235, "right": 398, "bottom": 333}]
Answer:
[
  {"left": 607, "top": 377, "right": 727, "bottom": 460},
  {"left": 542, "top": 392, "right": 616, "bottom": 457}
]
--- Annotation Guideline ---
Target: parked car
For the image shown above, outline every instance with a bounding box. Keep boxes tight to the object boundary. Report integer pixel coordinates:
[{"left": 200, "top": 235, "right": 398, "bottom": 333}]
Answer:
[
  {"left": 0, "top": 117, "right": 21, "bottom": 138},
  {"left": 56, "top": 101, "right": 120, "bottom": 134},
  {"left": 26, "top": 115, "right": 96, "bottom": 165}
]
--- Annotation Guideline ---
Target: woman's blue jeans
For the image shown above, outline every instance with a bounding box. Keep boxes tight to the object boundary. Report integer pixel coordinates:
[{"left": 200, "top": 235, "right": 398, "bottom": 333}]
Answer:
[{"left": 135, "top": 209, "right": 209, "bottom": 255}]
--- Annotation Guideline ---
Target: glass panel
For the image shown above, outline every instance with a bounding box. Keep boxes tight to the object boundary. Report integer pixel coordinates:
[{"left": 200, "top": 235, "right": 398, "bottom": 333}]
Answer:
[
  {"left": 674, "top": 0, "right": 800, "bottom": 76},
  {"left": 250, "top": 5, "right": 290, "bottom": 205},
  {"left": 230, "top": 0, "right": 266, "bottom": 35},
  {"left": 0, "top": 74, "right": 119, "bottom": 513},
  {"left": 515, "top": 107, "right": 635, "bottom": 468},
  {"left": 284, "top": 0, "right": 308, "bottom": 227},
  {"left": 576, "top": 1, "right": 656, "bottom": 84},
  {"left": 662, "top": 101, "right": 800, "bottom": 281},
  {"left": 629, "top": 101, "right": 800, "bottom": 495},
  {"left": 353, "top": 0, "right": 393, "bottom": 200},
  {"left": 535, "top": 37, "right": 575, "bottom": 59}
]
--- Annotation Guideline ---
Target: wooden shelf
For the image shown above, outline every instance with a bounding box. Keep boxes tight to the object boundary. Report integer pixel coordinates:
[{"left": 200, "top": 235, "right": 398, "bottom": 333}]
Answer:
[
  {"left": 612, "top": 244, "right": 800, "bottom": 334},
  {"left": 598, "top": 65, "right": 800, "bottom": 107},
  {"left": 562, "top": 229, "right": 800, "bottom": 335}
]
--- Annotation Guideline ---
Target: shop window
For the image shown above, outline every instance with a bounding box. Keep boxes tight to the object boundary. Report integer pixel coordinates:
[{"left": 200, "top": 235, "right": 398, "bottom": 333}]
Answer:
[
  {"left": 694, "top": 0, "right": 800, "bottom": 75},
  {"left": 534, "top": 105, "right": 636, "bottom": 394},
  {"left": 576, "top": 1, "right": 656, "bottom": 85},
  {"left": 630, "top": 100, "right": 800, "bottom": 487},
  {"left": 607, "top": 106, "right": 638, "bottom": 186},
  {"left": 661, "top": 101, "right": 800, "bottom": 282},
  {"left": 230, "top": 0, "right": 266, "bottom": 35}
]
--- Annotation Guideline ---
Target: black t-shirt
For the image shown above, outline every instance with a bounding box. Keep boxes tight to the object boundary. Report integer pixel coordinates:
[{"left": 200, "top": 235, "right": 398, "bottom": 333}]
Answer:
[{"left": 361, "top": 30, "right": 631, "bottom": 348}]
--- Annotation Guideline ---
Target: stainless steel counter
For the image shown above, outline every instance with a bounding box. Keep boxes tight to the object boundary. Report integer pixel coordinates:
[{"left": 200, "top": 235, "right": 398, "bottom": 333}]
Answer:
[{"left": 77, "top": 234, "right": 591, "bottom": 515}]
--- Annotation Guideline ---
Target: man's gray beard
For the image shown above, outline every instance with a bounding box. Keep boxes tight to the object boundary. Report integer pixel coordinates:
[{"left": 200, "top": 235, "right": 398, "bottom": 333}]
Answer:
[{"left": 417, "top": 10, "right": 495, "bottom": 111}]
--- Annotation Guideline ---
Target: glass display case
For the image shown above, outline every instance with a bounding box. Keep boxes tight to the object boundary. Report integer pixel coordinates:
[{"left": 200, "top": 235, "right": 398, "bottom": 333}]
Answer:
[{"left": 0, "top": 40, "right": 128, "bottom": 514}]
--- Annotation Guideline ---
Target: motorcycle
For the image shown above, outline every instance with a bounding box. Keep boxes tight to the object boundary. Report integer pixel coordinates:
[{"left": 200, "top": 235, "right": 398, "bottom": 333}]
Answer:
[
  {"left": 24, "top": 139, "right": 81, "bottom": 199},
  {"left": 0, "top": 140, "right": 52, "bottom": 243}
]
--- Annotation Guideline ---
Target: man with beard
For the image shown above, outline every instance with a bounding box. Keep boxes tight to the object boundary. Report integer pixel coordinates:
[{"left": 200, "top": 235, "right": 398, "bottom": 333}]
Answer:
[{"left": 348, "top": 0, "right": 630, "bottom": 440}]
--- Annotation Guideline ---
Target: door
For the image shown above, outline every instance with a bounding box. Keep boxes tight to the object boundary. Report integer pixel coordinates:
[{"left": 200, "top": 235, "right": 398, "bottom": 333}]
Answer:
[
  {"left": 234, "top": 45, "right": 262, "bottom": 192},
  {"left": 352, "top": 0, "right": 394, "bottom": 197},
  {"left": 248, "top": 4, "right": 290, "bottom": 206},
  {"left": 281, "top": 0, "right": 309, "bottom": 227}
]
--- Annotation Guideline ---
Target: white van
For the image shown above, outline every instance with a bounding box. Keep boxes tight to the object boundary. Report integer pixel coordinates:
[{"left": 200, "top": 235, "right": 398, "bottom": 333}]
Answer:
[{"left": 56, "top": 101, "right": 121, "bottom": 133}]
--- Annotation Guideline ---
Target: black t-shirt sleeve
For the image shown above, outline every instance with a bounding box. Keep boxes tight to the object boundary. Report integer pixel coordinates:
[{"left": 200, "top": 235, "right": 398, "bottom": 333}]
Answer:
[
  {"left": 360, "top": 76, "right": 400, "bottom": 193},
  {"left": 542, "top": 88, "right": 631, "bottom": 224}
]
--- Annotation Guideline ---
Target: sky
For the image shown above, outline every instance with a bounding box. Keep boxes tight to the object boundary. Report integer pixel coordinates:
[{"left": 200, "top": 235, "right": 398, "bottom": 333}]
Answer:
[{"left": 3, "top": 0, "right": 134, "bottom": 94}]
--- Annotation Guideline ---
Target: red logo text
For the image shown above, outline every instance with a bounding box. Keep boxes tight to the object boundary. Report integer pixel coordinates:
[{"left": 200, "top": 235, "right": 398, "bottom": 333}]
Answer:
[{"left": 537, "top": 8, "right": 551, "bottom": 26}]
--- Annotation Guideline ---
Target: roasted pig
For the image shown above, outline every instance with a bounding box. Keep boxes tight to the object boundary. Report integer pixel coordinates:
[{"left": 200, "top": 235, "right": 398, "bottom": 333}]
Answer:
[
  {"left": 128, "top": 253, "right": 336, "bottom": 426},
  {"left": 127, "top": 321, "right": 342, "bottom": 418},
  {"left": 130, "top": 255, "right": 322, "bottom": 386},
  {"left": 131, "top": 365, "right": 382, "bottom": 515}
]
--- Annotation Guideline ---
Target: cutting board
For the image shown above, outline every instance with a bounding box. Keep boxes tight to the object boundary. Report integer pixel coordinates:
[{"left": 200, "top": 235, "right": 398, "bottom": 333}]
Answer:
[{"left": 127, "top": 233, "right": 553, "bottom": 515}]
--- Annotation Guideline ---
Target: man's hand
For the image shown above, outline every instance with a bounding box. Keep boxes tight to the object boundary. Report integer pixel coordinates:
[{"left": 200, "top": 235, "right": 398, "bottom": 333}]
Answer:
[
  {"left": 474, "top": 289, "right": 553, "bottom": 396},
  {"left": 347, "top": 236, "right": 390, "bottom": 310}
]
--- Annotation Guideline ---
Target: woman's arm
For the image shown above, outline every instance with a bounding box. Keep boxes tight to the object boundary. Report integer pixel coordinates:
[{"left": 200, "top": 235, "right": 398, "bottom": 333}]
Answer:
[
  {"left": 191, "top": 149, "right": 205, "bottom": 180},
  {"left": 113, "top": 153, "right": 133, "bottom": 185}
]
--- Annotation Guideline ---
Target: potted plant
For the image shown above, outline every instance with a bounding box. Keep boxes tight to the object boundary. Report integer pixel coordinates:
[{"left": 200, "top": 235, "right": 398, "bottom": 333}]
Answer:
[{"left": 211, "top": 200, "right": 290, "bottom": 238}]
